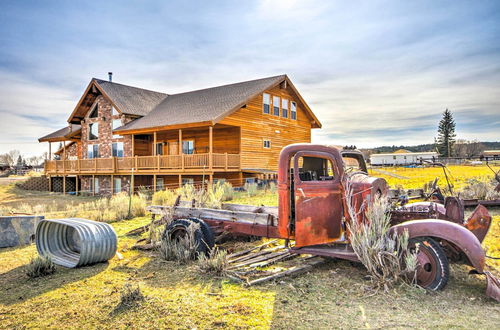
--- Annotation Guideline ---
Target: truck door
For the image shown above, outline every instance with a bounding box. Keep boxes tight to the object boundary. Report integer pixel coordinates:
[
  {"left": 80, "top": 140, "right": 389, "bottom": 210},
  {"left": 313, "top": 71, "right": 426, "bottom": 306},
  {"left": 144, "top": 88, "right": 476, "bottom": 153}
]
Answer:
[{"left": 293, "top": 151, "right": 343, "bottom": 247}]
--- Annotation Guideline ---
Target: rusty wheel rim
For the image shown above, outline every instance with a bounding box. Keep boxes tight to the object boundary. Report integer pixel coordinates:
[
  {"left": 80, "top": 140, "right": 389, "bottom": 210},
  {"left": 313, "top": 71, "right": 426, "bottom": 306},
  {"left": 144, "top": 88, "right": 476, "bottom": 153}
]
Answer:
[{"left": 415, "top": 246, "right": 438, "bottom": 288}]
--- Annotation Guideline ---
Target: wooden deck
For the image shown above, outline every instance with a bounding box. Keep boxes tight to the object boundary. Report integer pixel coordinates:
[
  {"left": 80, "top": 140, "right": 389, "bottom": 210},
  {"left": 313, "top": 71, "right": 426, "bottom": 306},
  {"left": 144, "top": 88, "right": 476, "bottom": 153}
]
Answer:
[{"left": 44, "top": 153, "right": 240, "bottom": 175}]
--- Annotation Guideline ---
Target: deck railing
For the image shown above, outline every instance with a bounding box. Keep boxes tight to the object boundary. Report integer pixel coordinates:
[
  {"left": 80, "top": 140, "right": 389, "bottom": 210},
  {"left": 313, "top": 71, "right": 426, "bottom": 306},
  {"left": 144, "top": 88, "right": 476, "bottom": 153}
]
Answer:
[{"left": 44, "top": 153, "right": 240, "bottom": 174}]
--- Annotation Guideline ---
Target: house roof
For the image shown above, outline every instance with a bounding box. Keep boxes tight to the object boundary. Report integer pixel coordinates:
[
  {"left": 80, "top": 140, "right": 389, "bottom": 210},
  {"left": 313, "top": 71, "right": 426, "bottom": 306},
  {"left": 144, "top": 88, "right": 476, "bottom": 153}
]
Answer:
[
  {"left": 115, "top": 74, "right": 321, "bottom": 133},
  {"left": 38, "top": 124, "right": 81, "bottom": 142},
  {"left": 371, "top": 151, "right": 437, "bottom": 157},
  {"left": 93, "top": 79, "right": 168, "bottom": 116}
]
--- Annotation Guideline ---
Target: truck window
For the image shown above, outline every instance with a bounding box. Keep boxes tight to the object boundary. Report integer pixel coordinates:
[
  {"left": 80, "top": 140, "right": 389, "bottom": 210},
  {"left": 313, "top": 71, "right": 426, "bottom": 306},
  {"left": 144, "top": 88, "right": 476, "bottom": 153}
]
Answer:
[
  {"left": 297, "top": 156, "right": 334, "bottom": 181},
  {"left": 343, "top": 156, "right": 361, "bottom": 171}
]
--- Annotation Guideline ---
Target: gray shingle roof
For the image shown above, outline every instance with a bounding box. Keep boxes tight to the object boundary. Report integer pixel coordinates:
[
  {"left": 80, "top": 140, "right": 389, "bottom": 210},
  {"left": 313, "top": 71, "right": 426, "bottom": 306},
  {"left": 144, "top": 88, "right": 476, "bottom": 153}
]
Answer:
[
  {"left": 94, "top": 79, "right": 168, "bottom": 116},
  {"left": 38, "top": 124, "right": 81, "bottom": 142},
  {"left": 116, "top": 75, "right": 286, "bottom": 132}
]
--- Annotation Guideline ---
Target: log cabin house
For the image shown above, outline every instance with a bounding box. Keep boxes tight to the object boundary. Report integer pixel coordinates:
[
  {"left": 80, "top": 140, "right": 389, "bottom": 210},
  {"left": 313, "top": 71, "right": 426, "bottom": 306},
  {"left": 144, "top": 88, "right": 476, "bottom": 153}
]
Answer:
[{"left": 39, "top": 74, "right": 321, "bottom": 195}]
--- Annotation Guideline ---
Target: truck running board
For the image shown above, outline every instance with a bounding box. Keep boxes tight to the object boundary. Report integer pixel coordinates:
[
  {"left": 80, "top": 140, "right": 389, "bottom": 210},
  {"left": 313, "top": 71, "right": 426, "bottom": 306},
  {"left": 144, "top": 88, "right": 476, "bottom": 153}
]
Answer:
[{"left": 290, "top": 244, "right": 359, "bottom": 262}]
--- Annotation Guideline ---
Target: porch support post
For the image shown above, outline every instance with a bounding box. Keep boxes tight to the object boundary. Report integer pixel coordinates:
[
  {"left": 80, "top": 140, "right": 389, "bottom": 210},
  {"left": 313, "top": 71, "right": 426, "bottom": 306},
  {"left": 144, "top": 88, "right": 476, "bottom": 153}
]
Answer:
[
  {"left": 75, "top": 175, "right": 79, "bottom": 195},
  {"left": 63, "top": 175, "right": 66, "bottom": 194},
  {"left": 209, "top": 174, "right": 213, "bottom": 184},
  {"left": 111, "top": 175, "right": 114, "bottom": 195},
  {"left": 63, "top": 142, "right": 66, "bottom": 160},
  {"left": 179, "top": 129, "right": 184, "bottom": 170},
  {"left": 153, "top": 131, "right": 157, "bottom": 156},
  {"left": 178, "top": 174, "right": 182, "bottom": 188},
  {"left": 92, "top": 175, "right": 95, "bottom": 196},
  {"left": 49, "top": 142, "right": 52, "bottom": 160},
  {"left": 48, "top": 175, "right": 51, "bottom": 192},
  {"left": 131, "top": 134, "right": 135, "bottom": 157},
  {"left": 209, "top": 126, "right": 213, "bottom": 170},
  {"left": 153, "top": 174, "right": 157, "bottom": 193},
  {"left": 238, "top": 172, "right": 243, "bottom": 187}
]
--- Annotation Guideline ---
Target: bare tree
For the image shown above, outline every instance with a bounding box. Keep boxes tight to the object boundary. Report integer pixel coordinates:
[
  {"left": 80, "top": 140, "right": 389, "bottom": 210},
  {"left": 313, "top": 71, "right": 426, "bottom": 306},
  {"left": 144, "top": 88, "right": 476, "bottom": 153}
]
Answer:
[
  {"left": 0, "top": 150, "right": 21, "bottom": 166},
  {"left": 453, "top": 140, "right": 485, "bottom": 159}
]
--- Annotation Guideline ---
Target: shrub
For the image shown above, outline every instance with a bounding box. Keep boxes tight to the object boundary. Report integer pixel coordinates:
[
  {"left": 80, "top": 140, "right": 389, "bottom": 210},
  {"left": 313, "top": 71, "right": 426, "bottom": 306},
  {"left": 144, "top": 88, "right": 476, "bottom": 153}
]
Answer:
[
  {"left": 458, "top": 177, "right": 500, "bottom": 200},
  {"left": 345, "top": 185, "right": 417, "bottom": 292},
  {"left": 197, "top": 248, "right": 228, "bottom": 276},
  {"left": 244, "top": 182, "right": 258, "bottom": 197},
  {"left": 158, "top": 224, "right": 200, "bottom": 264},
  {"left": 26, "top": 256, "right": 56, "bottom": 278},
  {"left": 152, "top": 189, "right": 177, "bottom": 206},
  {"left": 119, "top": 283, "right": 145, "bottom": 307}
]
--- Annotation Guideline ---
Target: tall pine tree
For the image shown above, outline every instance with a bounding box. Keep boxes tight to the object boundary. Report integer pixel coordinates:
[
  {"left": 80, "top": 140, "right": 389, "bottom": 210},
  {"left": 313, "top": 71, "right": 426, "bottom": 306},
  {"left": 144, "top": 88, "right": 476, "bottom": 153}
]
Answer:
[{"left": 436, "top": 109, "right": 456, "bottom": 157}]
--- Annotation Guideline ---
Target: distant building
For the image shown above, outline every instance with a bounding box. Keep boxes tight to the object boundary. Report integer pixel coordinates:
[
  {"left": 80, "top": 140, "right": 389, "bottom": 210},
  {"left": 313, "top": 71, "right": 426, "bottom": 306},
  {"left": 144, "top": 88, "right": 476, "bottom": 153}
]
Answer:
[
  {"left": 370, "top": 151, "right": 438, "bottom": 166},
  {"left": 481, "top": 150, "right": 500, "bottom": 161}
]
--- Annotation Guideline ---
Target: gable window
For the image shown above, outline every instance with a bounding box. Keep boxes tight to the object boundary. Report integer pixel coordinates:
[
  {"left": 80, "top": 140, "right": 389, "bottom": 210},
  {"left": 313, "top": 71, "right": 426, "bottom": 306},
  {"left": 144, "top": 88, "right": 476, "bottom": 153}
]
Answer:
[
  {"left": 87, "top": 144, "right": 99, "bottom": 159},
  {"left": 112, "top": 106, "right": 119, "bottom": 116},
  {"left": 112, "top": 142, "right": 124, "bottom": 157},
  {"left": 263, "top": 93, "right": 270, "bottom": 114},
  {"left": 89, "top": 123, "right": 99, "bottom": 140},
  {"left": 156, "top": 143, "right": 164, "bottom": 155},
  {"left": 112, "top": 119, "right": 122, "bottom": 138},
  {"left": 113, "top": 178, "right": 122, "bottom": 194},
  {"left": 291, "top": 102, "right": 297, "bottom": 120},
  {"left": 282, "top": 99, "right": 289, "bottom": 118},
  {"left": 182, "top": 140, "right": 195, "bottom": 154},
  {"left": 263, "top": 140, "right": 271, "bottom": 149},
  {"left": 89, "top": 103, "right": 98, "bottom": 118},
  {"left": 273, "top": 96, "right": 280, "bottom": 116}
]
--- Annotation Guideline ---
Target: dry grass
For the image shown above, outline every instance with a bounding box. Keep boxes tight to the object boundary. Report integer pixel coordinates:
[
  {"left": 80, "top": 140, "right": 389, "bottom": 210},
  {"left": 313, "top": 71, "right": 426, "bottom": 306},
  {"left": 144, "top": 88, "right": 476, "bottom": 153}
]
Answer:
[
  {"left": 25, "top": 256, "right": 56, "bottom": 278},
  {"left": 197, "top": 248, "right": 229, "bottom": 276}
]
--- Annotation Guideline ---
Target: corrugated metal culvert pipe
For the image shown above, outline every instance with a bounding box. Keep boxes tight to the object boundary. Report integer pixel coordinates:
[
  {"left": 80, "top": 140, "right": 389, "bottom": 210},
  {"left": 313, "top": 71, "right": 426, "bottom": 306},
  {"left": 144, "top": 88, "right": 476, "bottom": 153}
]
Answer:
[{"left": 35, "top": 218, "right": 117, "bottom": 268}]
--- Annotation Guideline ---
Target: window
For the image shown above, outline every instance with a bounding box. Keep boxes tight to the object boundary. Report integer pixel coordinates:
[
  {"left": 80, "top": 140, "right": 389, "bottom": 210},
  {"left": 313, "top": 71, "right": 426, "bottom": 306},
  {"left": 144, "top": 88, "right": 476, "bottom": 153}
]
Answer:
[
  {"left": 93, "top": 177, "right": 100, "bottom": 194},
  {"left": 89, "top": 103, "right": 98, "bottom": 118},
  {"left": 182, "top": 140, "right": 195, "bottom": 154},
  {"left": 263, "top": 93, "right": 270, "bottom": 114},
  {"left": 156, "top": 177, "right": 164, "bottom": 191},
  {"left": 112, "top": 119, "right": 122, "bottom": 138},
  {"left": 87, "top": 144, "right": 99, "bottom": 159},
  {"left": 263, "top": 140, "right": 271, "bottom": 149},
  {"left": 113, "top": 178, "right": 122, "bottom": 194},
  {"left": 291, "top": 102, "right": 297, "bottom": 120},
  {"left": 282, "top": 99, "right": 289, "bottom": 118},
  {"left": 112, "top": 142, "right": 124, "bottom": 157},
  {"left": 156, "top": 143, "right": 164, "bottom": 155},
  {"left": 112, "top": 106, "right": 118, "bottom": 116},
  {"left": 273, "top": 96, "right": 280, "bottom": 116},
  {"left": 393, "top": 156, "right": 396, "bottom": 160},
  {"left": 297, "top": 156, "right": 335, "bottom": 181},
  {"left": 182, "top": 178, "right": 194, "bottom": 185},
  {"left": 89, "top": 123, "right": 99, "bottom": 140}
]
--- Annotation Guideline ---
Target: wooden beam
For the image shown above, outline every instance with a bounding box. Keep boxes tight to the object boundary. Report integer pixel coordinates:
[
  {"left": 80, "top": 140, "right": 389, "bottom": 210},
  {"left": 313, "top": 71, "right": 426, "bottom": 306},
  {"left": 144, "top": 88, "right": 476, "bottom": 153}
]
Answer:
[
  {"left": 63, "top": 176, "right": 66, "bottom": 194},
  {"left": 153, "top": 174, "right": 157, "bottom": 193},
  {"left": 153, "top": 131, "right": 157, "bottom": 156},
  {"left": 48, "top": 175, "right": 51, "bottom": 192},
  {"left": 178, "top": 174, "right": 182, "bottom": 188},
  {"left": 92, "top": 175, "right": 95, "bottom": 196},
  {"left": 209, "top": 126, "right": 213, "bottom": 170},
  {"left": 131, "top": 135, "right": 135, "bottom": 157},
  {"left": 49, "top": 142, "right": 52, "bottom": 160},
  {"left": 110, "top": 175, "right": 114, "bottom": 195},
  {"left": 75, "top": 175, "right": 79, "bottom": 195}
]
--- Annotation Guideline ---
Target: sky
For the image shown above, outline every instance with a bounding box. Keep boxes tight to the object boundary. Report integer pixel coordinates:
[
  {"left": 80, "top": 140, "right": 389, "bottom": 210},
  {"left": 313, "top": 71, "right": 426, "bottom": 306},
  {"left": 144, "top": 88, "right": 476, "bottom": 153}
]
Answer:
[{"left": 0, "top": 0, "right": 499, "bottom": 156}]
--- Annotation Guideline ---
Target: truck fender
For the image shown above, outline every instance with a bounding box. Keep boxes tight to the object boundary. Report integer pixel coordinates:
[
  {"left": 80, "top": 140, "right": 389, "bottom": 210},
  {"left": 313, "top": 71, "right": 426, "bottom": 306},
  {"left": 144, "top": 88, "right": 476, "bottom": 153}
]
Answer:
[{"left": 390, "top": 219, "right": 485, "bottom": 273}]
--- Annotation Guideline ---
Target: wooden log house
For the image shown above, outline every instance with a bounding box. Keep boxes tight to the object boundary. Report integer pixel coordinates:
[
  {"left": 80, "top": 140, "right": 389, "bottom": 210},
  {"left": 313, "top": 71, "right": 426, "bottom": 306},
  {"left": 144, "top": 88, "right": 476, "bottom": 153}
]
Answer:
[{"left": 38, "top": 74, "right": 321, "bottom": 195}]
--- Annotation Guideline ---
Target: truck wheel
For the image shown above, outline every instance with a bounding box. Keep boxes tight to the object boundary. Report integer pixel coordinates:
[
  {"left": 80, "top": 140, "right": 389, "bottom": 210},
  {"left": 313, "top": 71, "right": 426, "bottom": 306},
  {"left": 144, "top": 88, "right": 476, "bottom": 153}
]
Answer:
[
  {"left": 163, "top": 219, "right": 208, "bottom": 256},
  {"left": 409, "top": 237, "right": 449, "bottom": 290},
  {"left": 185, "top": 217, "right": 215, "bottom": 251}
]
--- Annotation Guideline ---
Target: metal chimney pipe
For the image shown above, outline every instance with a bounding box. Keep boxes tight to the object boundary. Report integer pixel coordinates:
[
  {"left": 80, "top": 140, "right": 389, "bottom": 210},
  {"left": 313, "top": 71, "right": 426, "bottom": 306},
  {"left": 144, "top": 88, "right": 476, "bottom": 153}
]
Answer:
[{"left": 108, "top": 72, "right": 113, "bottom": 82}]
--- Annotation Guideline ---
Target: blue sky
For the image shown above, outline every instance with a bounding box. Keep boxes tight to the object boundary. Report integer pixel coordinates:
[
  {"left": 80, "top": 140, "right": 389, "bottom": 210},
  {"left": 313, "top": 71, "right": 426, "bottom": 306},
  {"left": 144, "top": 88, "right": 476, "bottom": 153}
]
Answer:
[{"left": 0, "top": 0, "right": 499, "bottom": 155}]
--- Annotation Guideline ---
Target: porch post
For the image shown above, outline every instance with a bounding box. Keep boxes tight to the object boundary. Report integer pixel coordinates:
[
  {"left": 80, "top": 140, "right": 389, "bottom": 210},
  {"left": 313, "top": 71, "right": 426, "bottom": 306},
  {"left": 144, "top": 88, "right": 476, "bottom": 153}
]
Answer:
[
  {"left": 179, "top": 129, "right": 184, "bottom": 170},
  {"left": 111, "top": 175, "right": 114, "bottom": 195},
  {"left": 209, "top": 126, "right": 213, "bottom": 170},
  {"left": 63, "top": 175, "right": 66, "bottom": 194},
  {"left": 153, "top": 131, "right": 157, "bottom": 156},
  {"left": 75, "top": 175, "right": 79, "bottom": 195},
  {"left": 48, "top": 175, "right": 51, "bottom": 192},
  {"left": 63, "top": 142, "right": 66, "bottom": 160},
  {"left": 49, "top": 142, "right": 52, "bottom": 160},
  {"left": 131, "top": 134, "right": 135, "bottom": 157},
  {"left": 92, "top": 175, "right": 95, "bottom": 196},
  {"left": 178, "top": 174, "right": 182, "bottom": 188},
  {"left": 153, "top": 174, "right": 157, "bottom": 193}
]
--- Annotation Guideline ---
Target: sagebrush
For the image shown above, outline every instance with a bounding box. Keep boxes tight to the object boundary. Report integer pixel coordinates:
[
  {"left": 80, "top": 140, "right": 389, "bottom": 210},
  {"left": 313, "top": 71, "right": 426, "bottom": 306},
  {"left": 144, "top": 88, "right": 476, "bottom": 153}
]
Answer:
[
  {"left": 26, "top": 255, "right": 56, "bottom": 278},
  {"left": 197, "top": 248, "right": 228, "bottom": 275}
]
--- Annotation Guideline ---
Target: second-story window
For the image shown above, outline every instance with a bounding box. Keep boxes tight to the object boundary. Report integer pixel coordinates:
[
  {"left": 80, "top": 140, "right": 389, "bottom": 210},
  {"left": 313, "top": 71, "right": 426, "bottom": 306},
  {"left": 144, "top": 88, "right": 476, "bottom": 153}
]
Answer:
[
  {"left": 291, "top": 101, "right": 297, "bottom": 120},
  {"left": 89, "top": 103, "right": 98, "bottom": 118},
  {"left": 263, "top": 93, "right": 270, "bottom": 114},
  {"left": 89, "top": 123, "right": 99, "bottom": 140},
  {"left": 282, "top": 99, "right": 289, "bottom": 118},
  {"left": 273, "top": 96, "right": 280, "bottom": 116},
  {"left": 112, "top": 142, "right": 124, "bottom": 157},
  {"left": 182, "top": 140, "right": 195, "bottom": 154},
  {"left": 156, "top": 143, "right": 164, "bottom": 155},
  {"left": 87, "top": 144, "right": 99, "bottom": 158},
  {"left": 263, "top": 140, "right": 271, "bottom": 149},
  {"left": 112, "top": 119, "right": 122, "bottom": 138}
]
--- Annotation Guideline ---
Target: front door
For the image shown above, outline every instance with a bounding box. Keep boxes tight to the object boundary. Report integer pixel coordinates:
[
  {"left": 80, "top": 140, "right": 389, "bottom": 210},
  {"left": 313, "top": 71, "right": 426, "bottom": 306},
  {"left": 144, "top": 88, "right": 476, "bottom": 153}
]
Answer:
[
  {"left": 168, "top": 141, "right": 179, "bottom": 155},
  {"left": 293, "top": 151, "right": 343, "bottom": 247}
]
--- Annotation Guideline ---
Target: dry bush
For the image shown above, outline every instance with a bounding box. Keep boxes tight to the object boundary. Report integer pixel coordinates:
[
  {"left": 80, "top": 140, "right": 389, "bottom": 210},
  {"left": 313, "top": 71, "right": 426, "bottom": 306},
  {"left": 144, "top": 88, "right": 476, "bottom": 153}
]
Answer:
[
  {"left": 268, "top": 181, "right": 277, "bottom": 194},
  {"left": 159, "top": 223, "right": 200, "bottom": 264},
  {"left": 151, "top": 189, "right": 178, "bottom": 205},
  {"left": 345, "top": 182, "right": 418, "bottom": 292},
  {"left": 244, "top": 182, "right": 258, "bottom": 197},
  {"left": 458, "top": 177, "right": 500, "bottom": 200},
  {"left": 119, "top": 283, "right": 145, "bottom": 307},
  {"left": 197, "top": 248, "right": 228, "bottom": 275},
  {"left": 26, "top": 256, "right": 56, "bottom": 278}
]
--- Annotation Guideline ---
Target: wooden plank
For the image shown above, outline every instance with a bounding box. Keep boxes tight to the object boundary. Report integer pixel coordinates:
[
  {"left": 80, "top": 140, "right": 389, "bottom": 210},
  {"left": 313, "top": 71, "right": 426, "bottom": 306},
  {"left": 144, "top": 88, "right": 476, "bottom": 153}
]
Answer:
[
  {"left": 228, "top": 245, "right": 285, "bottom": 264},
  {"left": 226, "top": 239, "right": 278, "bottom": 259},
  {"left": 229, "top": 251, "right": 289, "bottom": 269},
  {"left": 245, "top": 257, "right": 324, "bottom": 286}
]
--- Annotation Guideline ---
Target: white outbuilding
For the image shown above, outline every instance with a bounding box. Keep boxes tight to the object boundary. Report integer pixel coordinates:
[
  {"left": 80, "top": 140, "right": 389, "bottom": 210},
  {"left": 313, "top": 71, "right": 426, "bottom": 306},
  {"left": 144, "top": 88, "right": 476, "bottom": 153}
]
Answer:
[{"left": 370, "top": 150, "right": 438, "bottom": 166}]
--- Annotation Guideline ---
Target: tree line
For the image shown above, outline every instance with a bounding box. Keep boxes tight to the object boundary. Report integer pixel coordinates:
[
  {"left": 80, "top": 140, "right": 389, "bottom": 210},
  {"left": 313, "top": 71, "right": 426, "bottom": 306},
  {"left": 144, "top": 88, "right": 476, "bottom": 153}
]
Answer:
[{"left": 0, "top": 150, "right": 46, "bottom": 167}]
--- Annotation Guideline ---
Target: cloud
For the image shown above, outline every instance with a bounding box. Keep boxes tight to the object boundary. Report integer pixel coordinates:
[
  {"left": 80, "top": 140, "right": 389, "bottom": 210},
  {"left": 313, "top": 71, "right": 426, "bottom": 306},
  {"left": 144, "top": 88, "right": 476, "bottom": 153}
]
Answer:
[{"left": 0, "top": 0, "right": 499, "bottom": 156}]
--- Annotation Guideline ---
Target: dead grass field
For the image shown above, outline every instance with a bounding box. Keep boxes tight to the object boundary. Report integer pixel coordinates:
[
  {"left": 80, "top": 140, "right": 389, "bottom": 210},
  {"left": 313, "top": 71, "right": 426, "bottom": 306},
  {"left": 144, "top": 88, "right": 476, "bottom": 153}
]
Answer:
[{"left": 1, "top": 167, "right": 499, "bottom": 328}]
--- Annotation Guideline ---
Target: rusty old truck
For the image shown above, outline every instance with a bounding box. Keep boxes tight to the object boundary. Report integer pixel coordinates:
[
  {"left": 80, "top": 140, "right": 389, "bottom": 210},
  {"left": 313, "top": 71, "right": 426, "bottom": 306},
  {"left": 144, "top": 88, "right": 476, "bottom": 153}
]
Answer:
[{"left": 148, "top": 144, "right": 499, "bottom": 300}]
